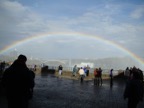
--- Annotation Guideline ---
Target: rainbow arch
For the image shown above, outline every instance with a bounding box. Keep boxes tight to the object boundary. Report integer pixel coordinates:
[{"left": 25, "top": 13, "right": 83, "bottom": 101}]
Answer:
[{"left": 0, "top": 32, "right": 144, "bottom": 66}]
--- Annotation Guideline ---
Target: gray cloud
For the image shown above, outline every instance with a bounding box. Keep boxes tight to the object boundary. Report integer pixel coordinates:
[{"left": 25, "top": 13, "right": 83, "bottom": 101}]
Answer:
[
  {"left": 0, "top": 0, "right": 50, "bottom": 36},
  {"left": 130, "top": 6, "right": 144, "bottom": 19}
]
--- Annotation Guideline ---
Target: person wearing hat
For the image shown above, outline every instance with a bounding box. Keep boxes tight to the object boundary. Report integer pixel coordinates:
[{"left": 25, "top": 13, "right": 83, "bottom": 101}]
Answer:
[{"left": 2, "top": 54, "right": 34, "bottom": 108}]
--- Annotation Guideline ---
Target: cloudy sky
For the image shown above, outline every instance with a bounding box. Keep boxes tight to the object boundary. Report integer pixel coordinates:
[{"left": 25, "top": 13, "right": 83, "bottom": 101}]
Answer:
[{"left": 0, "top": 0, "right": 144, "bottom": 60}]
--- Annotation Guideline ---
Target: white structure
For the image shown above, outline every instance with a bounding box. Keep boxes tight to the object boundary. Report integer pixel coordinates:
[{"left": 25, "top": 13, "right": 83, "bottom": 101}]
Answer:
[{"left": 76, "top": 62, "right": 94, "bottom": 68}]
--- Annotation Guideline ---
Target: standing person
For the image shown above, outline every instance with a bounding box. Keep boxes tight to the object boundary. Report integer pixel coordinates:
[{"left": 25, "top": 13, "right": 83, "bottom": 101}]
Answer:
[
  {"left": 58, "top": 65, "right": 63, "bottom": 76},
  {"left": 137, "top": 68, "right": 143, "bottom": 82},
  {"left": 86, "top": 65, "right": 90, "bottom": 76},
  {"left": 109, "top": 69, "right": 113, "bottom": 87},
  {"left": 78, "top": 67, "right": 85, "bottom": 82},
  {"left": 0, "top": 61, "right": 6, "bottom": 72},
  {"left": 123, "top": 71, "right": 143, "bottom": 108},
  {"left": 94, "top": 68, "right": 98, "bottom": 85},
  {"left": 124, "top": 67, "right": 130, "bottom": 78},
  {"left": 84, "top": 66, "right": 87, "bottom": 77},
  {"left": 72, "top": 65, "right": 77, "bottom": 76},
  {"left": 2, "top": 54, "right": 34, "bottom": 108},
  {"left": 29, "top": 70, "right": 35, "bottom": 99},
  {"left": 94, "top": 68, "right": 96, "bottom": 85},
  {"left": 98, "top": 67, "right": 103, "bottom": 86}
]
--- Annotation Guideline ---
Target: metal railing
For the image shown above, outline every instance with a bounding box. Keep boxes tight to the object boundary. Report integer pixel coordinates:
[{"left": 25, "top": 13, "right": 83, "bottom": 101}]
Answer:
[{"left": 42, "top": 65, "right": 123, "bottom": 75}]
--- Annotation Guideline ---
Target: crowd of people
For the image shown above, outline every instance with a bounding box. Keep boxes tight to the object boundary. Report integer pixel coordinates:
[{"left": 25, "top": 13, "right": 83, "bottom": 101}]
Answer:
[
  {"left": 72, "top": 65, "right": 90, "bottom": 82},
  {"left": 0, "top": 55, "right": 143, "bottom": 108},
  {"left": 124, "top": 66, "right": 143, "bottom": 81},
  {"left": 93, "top": 67, "right": 103, "bottom": 86},
  {"left": 123, "top": 66, "right": 143, "bottom": 108},
  {"left": 57, "top": 65, "right": 91, "bottom": 82},
  {"left": 72, "top": 65, "right": 144, "bottom": 108}
]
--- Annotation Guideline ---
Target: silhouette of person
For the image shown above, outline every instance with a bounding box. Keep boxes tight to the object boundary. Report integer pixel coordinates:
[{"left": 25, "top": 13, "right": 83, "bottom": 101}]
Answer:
[
  {"left": 137, "top": 68, "right": 143, "bottom": 82},
  {"left": 84, "top": 66, "right": 87, "bottom": 76},
  {"left": 94, "top": 68, "right": 101, "bottom": 86},
  {"left": 94, "top": 68, "right": 98, "bottom": 85},
  {"left": 109, "top": 69, "right": 113, "bottom": 87},
  {"left": 98, "top": 67, "right": 103, "bottom": 86},
  {"left": 124, "top": 67, "right": 130, "bottom": 78},
  {"left": 29, "top": 70, "right": 35, "bottom": 99},
  {"left": 58, "top": 65, "right": 63, "bottom": 75},
  {"left": 0, "top": 61, "right": 5, "bottom": 72},
  {"left": 124, "top": 71, "right": 143, "bottom": 108},
  {"left": 2, "top": 54, "right": 34, "bottom": 108},
  {"left": 86, "top": 65, "right": 90, "bottom": 76}
]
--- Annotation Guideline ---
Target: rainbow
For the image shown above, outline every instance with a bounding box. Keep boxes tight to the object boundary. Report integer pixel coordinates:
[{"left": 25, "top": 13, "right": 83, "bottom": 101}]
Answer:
[{"left": 0, "top": 32, "right": 144, "bottom": 66}]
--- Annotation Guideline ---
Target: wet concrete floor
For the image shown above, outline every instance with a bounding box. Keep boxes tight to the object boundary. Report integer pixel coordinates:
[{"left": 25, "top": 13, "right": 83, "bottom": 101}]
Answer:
[{"left": 0, "top": 74, "right": 144, "bottom": 108}]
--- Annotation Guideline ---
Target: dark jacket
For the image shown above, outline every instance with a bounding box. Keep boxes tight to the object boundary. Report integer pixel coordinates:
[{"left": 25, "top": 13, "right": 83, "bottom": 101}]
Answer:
[
  {"left": 124, "top": 79, "right": 143, "bottom": 101},
  {"left": 2, "top": 60, "right": 34, "bottom": 99},
  {"left": 58, "top": 66, "right": 63, "bottom": 70}
]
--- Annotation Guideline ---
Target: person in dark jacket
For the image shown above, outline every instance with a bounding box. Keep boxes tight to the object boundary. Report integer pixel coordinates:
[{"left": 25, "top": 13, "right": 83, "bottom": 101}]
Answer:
[
  {"left": 109, "top": 69, "right": 113, "bottom": 87},
  {"left": 2, "top": 54, "right": 34, "bottom": 108},
  {"left": 29, "top": 70, "right": 35, "bottom": 99},
  {"left": 98, "top": 67, "right": 103, "bottom": 86},
  {"left": 58, "top": 65, "right": 63, "bottom": 75},
  {"left": 123, "top": 70, "right": 143, "bottom": 108}
]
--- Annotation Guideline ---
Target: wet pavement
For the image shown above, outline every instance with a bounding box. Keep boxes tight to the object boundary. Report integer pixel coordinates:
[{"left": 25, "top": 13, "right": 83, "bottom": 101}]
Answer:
[{"left": 0, "top": 74, "right": 144, "bottom": 108}]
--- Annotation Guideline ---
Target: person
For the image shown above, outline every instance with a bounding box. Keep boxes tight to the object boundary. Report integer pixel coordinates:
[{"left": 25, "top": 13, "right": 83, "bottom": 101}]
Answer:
[
  {"left": 78, "top": 67, "right": 85, "bottom": 82},
  {"left": 123, "top": 71, "right": 143, "bottom": 108},
  {"left": 94, "top": 68, "right": 99, "bottom": 85},
  {"left": 86, "top": 65, "right": 90, "bottom": 76},
  {"left": 137, "top": 68, "right": 143, "bottom": 82},
  {"left": 98, "top": 67, "right": 103, "bottom": 86},
  {"left": 124, "top": 67, "right": 130, "bottom": 78},
  {"left": 72, "top": 65, "right": 77, "bottom": 76},
  {"left": 94, "top": 68, "right": 97, "bottom": 85},
  {"left": 109, "top": 69, "right": 113, "bottom": 87},
  {"left": 2, "top": 54, "right": 34, "bottom": 108},
  {"left": 0, "top": 61, "right": 6, "bottom": 72},
  {"left": 29, "top": 70, "right": 35, "bottom": 99},
  {"left": 84, "top": 66, "right": 87, "bottom": 76},
  {"left": 58, "top": 65, "right": 63, "bottom": 76}
]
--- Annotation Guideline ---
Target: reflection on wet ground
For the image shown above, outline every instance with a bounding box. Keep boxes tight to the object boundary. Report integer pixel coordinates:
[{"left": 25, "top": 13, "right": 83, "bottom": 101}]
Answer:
[{"left": 0, "top": 74, "right": 144, "bottom": 108}]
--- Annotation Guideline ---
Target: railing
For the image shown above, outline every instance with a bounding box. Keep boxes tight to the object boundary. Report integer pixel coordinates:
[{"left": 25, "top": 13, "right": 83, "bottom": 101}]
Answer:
[{"left": 42, "top": 65, "right": 123, "bottom": 75}]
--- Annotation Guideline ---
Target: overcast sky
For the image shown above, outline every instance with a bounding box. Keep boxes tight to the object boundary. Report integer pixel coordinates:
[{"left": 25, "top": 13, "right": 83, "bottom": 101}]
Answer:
[{"left": 0, "top": 0, "right": 144, "bottom": 60}]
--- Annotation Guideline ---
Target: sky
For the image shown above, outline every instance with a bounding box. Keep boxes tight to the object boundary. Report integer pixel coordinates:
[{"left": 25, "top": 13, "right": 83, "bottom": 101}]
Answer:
[{"left": 0, "top": 0, "right": 144, "bottom": 60}]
